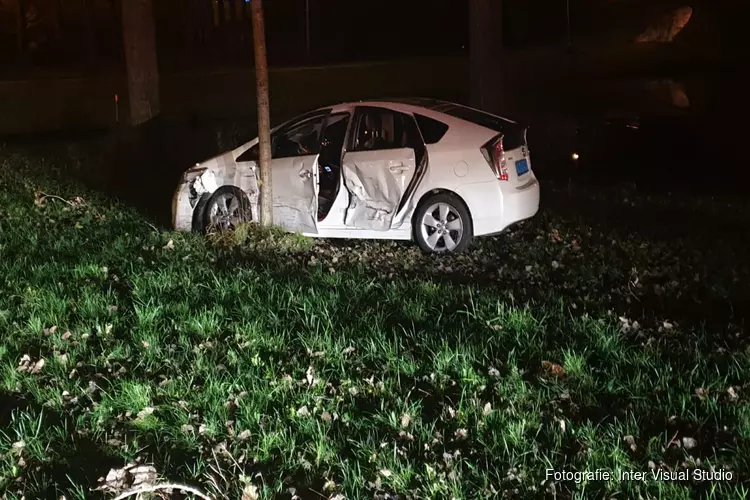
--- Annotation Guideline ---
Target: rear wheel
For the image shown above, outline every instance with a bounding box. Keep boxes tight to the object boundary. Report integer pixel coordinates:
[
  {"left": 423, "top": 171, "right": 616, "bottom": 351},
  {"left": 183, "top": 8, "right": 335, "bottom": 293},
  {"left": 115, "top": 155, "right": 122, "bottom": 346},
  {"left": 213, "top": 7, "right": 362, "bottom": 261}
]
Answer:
[
  {"left": 413, "top": 193, "right": 473, "bottom": 254},
  {"left": 203, "top": 186, "right": 253, "bottom": 232}
]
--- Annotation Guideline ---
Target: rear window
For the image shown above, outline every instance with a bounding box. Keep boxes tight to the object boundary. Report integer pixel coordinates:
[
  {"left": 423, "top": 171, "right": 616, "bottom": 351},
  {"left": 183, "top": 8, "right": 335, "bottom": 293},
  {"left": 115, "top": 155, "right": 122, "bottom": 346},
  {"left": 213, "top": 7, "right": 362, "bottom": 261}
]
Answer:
[
  {"left": 438, "top": 105, "right": 525, "bottom": 149},
  {"left": 436, "top": 105, "right": 517, "bottom": 133},
  {"left": 414, "top": 114, "right": 449, "bottom": 144}
]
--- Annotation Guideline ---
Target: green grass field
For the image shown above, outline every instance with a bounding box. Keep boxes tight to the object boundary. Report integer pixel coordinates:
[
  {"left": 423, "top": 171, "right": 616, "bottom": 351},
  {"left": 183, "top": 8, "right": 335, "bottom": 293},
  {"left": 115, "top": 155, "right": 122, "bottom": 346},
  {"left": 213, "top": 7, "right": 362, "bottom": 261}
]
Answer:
[{"left": 0, "top": 150, "right": 749, "bottom": 499}]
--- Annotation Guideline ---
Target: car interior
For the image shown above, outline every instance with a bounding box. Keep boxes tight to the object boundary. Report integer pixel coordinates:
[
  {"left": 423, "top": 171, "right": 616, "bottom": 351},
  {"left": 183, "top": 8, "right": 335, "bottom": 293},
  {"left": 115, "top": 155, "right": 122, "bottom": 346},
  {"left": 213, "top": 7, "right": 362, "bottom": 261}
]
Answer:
[
  {"left": 236, "top": 110, "right": 414, "bottom": 223},
  {"left": 317, "top": 113, "right": 350, "bottom": 221},
  {"left": 237, "top": 116, "right": 326, "bottom": 162},
  {"left": 318, "top": 110, "right": 401, "bottom": 222},
  {"left": 274, "top": 118, "right": 325, "bottom": 157},
  {"left": 353, "top": 110, "right": 408, "bottom": 152}
]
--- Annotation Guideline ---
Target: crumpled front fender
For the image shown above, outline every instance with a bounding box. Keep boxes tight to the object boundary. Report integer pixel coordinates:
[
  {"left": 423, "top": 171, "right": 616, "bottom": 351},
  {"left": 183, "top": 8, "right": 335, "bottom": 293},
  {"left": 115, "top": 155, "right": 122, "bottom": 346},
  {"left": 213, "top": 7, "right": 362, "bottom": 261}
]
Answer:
[{"left": 172, "top": 151, "right": 260, "bottom": 232}]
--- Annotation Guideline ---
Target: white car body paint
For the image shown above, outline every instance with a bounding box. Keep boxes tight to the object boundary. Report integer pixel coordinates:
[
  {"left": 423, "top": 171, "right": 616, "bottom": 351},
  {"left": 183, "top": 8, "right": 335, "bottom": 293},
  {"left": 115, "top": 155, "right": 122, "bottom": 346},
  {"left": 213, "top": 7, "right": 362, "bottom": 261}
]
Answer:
[
  {"left": 454, "top": 161, "right": 469, "bottom": 178},
  {"left": 342, "top": 147, "right": 417, "bottom": 231},
  {"left": 269, "top": 152, "right": 320, "bottom": 234},
  {"left": 171, "top": 99, "right": 541, "bottom": 245}
]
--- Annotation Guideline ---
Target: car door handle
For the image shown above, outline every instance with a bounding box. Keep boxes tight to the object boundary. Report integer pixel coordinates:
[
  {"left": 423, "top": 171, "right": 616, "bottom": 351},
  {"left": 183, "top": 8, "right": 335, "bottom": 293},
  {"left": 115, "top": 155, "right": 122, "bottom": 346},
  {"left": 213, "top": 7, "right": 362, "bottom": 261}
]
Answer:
[
  {"left": 389, "top": 163, "right": 411, "bottom": 173},
  {"left": 299, "top": 169, "right": 312, "bottom": 179}
]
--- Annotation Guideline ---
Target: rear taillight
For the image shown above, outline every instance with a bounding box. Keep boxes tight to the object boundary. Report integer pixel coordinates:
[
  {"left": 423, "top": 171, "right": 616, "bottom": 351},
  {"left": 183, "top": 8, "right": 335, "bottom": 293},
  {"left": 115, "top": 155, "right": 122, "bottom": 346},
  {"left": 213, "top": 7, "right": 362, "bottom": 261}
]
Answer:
[{"left": 480, "top": 134, "right": 509, "bottom": 181}]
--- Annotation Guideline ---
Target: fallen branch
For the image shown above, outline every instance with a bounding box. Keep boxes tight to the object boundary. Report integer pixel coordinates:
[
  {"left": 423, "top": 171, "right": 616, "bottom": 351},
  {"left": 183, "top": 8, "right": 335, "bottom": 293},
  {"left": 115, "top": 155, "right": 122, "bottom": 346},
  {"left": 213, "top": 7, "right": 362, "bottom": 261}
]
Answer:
[
  {"left": 113, "top": 482, "right": 214, "bottom": 500},
  {"left": 627, "top": 279, "right": 642, "bottom": 302},
  {"left": 666, "top": 429, "right": 680, "bottom": 449},
  {"left": 37, "top": 192, "right": 76, "bottom": 207}
]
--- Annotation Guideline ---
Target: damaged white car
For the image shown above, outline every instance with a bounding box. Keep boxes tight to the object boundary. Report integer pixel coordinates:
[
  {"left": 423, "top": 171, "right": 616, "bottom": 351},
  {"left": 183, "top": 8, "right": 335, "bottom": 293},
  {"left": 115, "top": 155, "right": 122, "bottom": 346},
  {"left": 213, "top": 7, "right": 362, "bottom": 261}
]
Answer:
[{"left": 172, "top": 98, "right": 540, "bottom": 253}]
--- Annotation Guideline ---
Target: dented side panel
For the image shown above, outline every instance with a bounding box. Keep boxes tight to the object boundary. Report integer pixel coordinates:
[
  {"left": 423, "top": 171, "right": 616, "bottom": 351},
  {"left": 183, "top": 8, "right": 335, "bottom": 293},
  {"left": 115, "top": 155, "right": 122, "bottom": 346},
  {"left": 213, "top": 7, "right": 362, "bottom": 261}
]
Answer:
[
  {"left": 173, "top": 145, "right": 319, "bottom": 234},
  {"left": 212, "top": 152, "right": 261, "bottom": 206},
  {"left": 270, "top": 154, "right": 319, "bottom": 234},
  {"left": 342, "top": 148, "right": 417, "bottom": 231}
]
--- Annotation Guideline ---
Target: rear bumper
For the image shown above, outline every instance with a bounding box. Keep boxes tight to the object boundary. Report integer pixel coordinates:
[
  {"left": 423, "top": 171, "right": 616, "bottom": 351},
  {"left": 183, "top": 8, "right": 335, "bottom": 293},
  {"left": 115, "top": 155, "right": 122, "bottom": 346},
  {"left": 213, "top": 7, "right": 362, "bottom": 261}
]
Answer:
[
  {"left": 460, "top": 179, "right": 540, "bottom": 237},
  {"left": 503, "top": 179, "right": 540, "bottom": 226}
]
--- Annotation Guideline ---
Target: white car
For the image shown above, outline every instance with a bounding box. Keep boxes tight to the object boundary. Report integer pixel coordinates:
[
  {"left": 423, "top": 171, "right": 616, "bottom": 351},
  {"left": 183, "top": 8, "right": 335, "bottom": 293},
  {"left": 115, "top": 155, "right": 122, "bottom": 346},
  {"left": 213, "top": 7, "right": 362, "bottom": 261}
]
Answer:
[{"left": 172, "top": 98, "right": 540, "bottom": 253}]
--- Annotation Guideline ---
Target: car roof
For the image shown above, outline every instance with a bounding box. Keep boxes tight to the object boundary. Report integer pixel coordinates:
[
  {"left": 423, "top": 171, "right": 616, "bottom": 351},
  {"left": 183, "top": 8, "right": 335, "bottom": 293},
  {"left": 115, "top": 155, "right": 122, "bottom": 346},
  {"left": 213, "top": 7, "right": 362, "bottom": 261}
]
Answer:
[
  {"left": 285, "top": 98, "right": 519, "bottom": 136},
  {"left": 368, "top": 97, "right": 456, "bottom": 110},
  {"left": 327, "top": 97, "right": 470, "bottom": 114},
  {"left": 275, "top": 99, "right": 445, "bottom": 127},
  {"left": 305, "top": 97, "right": 481, "bottom": 114}
]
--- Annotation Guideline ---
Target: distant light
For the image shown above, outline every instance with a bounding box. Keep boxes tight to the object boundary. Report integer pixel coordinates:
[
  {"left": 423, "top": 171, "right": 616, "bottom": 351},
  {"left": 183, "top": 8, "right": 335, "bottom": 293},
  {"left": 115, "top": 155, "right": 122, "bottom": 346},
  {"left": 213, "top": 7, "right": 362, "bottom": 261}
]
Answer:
[{"left": 572, "top": 152, "right": 580, "bottom": 160}]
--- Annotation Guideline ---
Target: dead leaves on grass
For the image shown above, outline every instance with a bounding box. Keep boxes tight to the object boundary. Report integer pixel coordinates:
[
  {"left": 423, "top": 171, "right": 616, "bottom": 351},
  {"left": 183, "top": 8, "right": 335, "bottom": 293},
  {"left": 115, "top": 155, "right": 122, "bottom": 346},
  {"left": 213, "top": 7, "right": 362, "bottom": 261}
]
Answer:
[
  {"left": 296, "top": 405, "right": 311, "bottom": 418},
  {"left": 400, "top": 413, "right": 411, "bottom": 429},
  {"left": 95, "top": 463, "right": 213, "bottom": 500},
  {"left": 136, "top": 406, "right": 155, "bottom": 421},
  {"left": 33, "top": 191, "right": 95, "bottom": 230},
  {"left": 542, "top": 360, "right": 565, "bottom": 379},
  {"left": 681, "top": 436, "right": 698, "bottom": 450},
  {"left": 623, "top": 435, "right": 638, "bottom": 452},
  {"left": 695, "top": 387, "right": 709, "bottom": 401},
  {"left": 727, "top": 386, "right": 740, "bottom": 402},
  {"left": 305, "top": 366, "right": 318, "bottom": 387},
  {"left": 482, "top": 402, "right": 493, "bottom": 416},
  {"left": 94, "top": 463, "right": 158, "bottom": 495},
  {"left": 9, "top": 180, "right": 749, "bottom": 498},
  {"left": 695, "top": 386, "right": 742, "bottom": 404},
  {"left": 241, "top": 483, "right": 260, "bottom": 500},
  {"left": 17, "top": 354, "right": 45, "bottom": 374}
]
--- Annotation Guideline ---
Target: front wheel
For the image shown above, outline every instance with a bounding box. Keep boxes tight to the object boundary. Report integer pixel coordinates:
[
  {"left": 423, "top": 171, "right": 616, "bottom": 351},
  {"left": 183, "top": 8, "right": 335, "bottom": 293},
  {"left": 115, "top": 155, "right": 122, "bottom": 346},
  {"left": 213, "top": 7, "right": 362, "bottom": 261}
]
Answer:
[
  {"left": 203, "top": 185, "right": 253, "bottom": 232},
  {"left": 413, "top": 193, "right": 473, "bottom": 254}
]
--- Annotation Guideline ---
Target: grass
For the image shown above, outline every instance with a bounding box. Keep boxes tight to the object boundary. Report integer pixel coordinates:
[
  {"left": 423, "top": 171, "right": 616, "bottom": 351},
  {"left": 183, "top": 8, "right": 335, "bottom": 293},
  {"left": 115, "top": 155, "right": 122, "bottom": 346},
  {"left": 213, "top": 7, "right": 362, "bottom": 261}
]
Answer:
[{"left": 0, "top": 149, "right": 749, "bottom": 499}]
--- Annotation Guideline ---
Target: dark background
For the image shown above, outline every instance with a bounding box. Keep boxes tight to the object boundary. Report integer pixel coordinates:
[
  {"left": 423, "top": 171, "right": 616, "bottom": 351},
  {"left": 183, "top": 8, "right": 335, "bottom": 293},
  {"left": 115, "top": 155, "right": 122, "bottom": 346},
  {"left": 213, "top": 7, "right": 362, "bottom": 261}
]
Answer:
[
  {"left": 0, "top": 0, "right": 748, "bottom": 208},
  {"left": 4, "top": 0, "right": 743, "bottom": 69},
  {"left": 1, "top": 0, "right": 472, "bottom": 70}
]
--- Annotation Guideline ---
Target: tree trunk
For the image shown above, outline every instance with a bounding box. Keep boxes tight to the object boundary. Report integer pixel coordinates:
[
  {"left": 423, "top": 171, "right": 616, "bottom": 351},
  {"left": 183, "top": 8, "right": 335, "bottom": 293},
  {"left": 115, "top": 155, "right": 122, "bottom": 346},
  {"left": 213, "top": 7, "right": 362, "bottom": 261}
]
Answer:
[
  {"left": 16, "top": 0, "right": 27, "bottom": 60},
  {"left": 83, "top": 0, "right": 98, "bottom": 67},
  {"left": 121, "top": 0, "right": 160, "bottom": 126},
  {"left": 113, "top": 0, "right": 124, "bottom": 63},
  {"left": 469, "top": 0, "right": 497, "bottom": 110},
  {"left": 52, "top": 0, "right": 63, "bottom": 45},
  {"left": 251, "top": 0, "right": 273, "bottom": 227}
]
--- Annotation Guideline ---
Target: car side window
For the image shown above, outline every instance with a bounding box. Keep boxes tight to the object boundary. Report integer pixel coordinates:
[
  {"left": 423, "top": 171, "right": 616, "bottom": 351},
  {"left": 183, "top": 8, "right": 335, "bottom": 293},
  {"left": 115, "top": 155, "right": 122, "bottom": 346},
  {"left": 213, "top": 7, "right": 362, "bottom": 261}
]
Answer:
[
  {"left": 414, "top": 114, "right": 449, "bottom": 144},
  {"left": 236, "top": 115, "right": 328, "bottom": 163},
  {"left": 236, "top": 144, "right": 258, "bottom": 163},
  {"left": 273, "top": 115, "right": 327, "bottom": 159},
  {"left": 350, "top": 108, "right": 421, "bottom": 153}
]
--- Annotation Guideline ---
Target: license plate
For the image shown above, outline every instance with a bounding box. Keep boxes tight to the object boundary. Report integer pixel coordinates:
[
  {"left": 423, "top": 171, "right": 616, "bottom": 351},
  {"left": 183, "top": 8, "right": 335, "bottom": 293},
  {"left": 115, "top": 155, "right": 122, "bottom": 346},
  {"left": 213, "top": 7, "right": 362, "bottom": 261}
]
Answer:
[{"left": 515, "top": 159, "right": 529, "bottom": 176}]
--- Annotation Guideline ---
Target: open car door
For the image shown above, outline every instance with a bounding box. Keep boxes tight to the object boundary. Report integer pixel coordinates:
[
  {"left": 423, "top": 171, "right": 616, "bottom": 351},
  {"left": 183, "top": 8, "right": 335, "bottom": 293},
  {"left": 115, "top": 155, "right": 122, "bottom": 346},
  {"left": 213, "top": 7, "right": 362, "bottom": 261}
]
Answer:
[
  {"left": 341, "top": 107, "right": 424, "bottom": 231},
  {"left": 271, "top": 152, "right": 319, "bottom": 234},
  {"left": 239, "top": 112, "right": 329, "bottom": 234}
]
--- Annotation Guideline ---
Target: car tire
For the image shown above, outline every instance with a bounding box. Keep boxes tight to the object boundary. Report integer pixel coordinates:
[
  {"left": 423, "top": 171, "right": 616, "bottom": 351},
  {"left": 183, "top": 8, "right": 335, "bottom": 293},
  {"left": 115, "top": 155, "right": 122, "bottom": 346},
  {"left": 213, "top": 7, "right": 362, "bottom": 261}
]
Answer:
[
  {"left": 202, "top": 185, "right": 253, "bottom": 233},
  {"left": 413, "top": 193, "right": 473, "bottom": 254}
]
